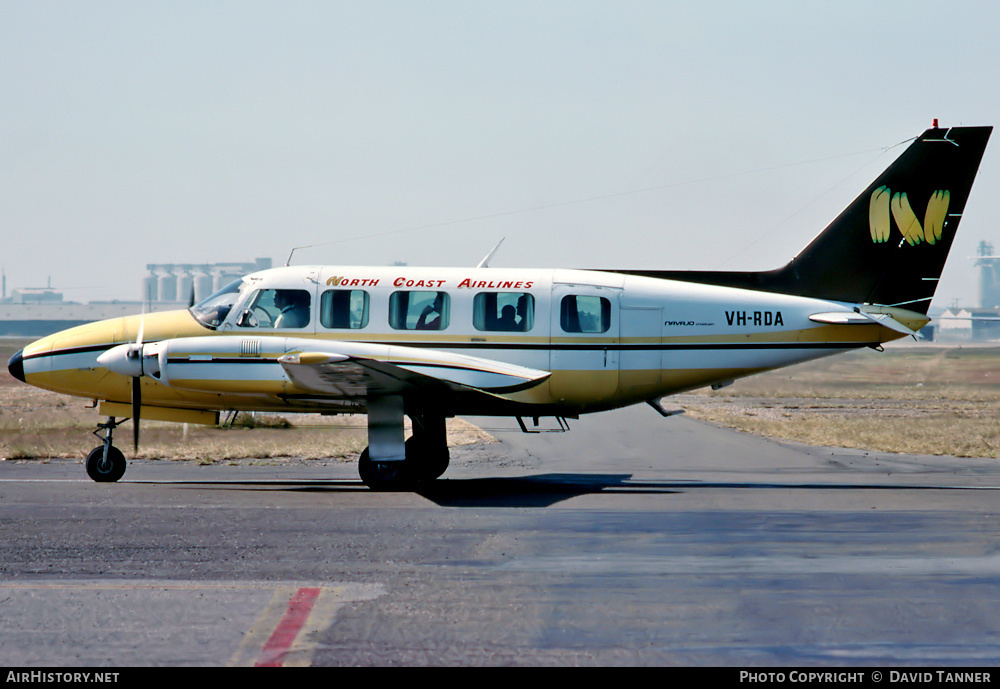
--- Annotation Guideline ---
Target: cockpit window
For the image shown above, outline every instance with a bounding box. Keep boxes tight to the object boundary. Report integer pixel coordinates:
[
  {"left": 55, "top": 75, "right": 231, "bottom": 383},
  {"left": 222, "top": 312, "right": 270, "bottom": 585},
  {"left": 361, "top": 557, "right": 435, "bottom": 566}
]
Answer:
[
  {"left": 235, "top": 289, "right": 312, "bottom": 329},
  {"left": 189, "top": 279, "right": 244, "bottom": 329}
]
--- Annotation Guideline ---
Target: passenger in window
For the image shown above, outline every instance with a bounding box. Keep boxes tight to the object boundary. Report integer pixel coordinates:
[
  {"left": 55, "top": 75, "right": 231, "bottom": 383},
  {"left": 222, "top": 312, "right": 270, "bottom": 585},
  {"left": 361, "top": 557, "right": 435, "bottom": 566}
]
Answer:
[
  {"left": 516, "top": 295, "right": 531, "bottom": 330},
  {"left": 496, "top": 304, "right": 518, "bottom": 331},
  {"left": 416, "top": 294, "right": 444, "bottom": 330},
  {"left": 274, "top": 290, "right": 310, "bottom": 328}
]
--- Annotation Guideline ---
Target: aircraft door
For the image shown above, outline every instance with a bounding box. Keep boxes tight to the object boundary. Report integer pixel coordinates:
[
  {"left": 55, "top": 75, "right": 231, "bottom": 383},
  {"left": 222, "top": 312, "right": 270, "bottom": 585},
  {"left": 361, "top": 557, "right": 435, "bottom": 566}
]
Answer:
[
  {"left": 549, "top": 286, "right": 619, "bottom": 405},
  {"left": 619, "top": 306, "right": 663, "bottom": 398}
]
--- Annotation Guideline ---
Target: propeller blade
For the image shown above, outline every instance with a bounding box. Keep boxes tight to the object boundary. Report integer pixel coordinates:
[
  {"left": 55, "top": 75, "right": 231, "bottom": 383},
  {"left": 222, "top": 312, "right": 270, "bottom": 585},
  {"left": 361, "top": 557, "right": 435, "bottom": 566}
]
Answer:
[{"left": 132, "top": 376, "right": 141, "bottom": 453}]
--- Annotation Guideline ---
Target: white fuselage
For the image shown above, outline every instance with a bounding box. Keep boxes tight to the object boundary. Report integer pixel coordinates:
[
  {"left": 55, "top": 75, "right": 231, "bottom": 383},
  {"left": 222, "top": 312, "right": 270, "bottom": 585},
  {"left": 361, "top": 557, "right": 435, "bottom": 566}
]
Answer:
[{"left": 17, "top": 265, "right": 901, "bottom": 420}]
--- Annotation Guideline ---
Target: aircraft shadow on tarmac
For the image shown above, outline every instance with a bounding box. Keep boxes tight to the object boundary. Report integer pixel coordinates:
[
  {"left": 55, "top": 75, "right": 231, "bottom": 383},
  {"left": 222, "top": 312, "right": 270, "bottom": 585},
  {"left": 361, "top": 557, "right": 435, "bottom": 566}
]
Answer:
[
  {"left": 415, "top": 473, "right": 664, "bottom": 507},
  {"left": 172, "top": 473, "right": 673, "bottom": 507},
  {"left": 168, "top": 473, "right": 993, "bottom": 508}
]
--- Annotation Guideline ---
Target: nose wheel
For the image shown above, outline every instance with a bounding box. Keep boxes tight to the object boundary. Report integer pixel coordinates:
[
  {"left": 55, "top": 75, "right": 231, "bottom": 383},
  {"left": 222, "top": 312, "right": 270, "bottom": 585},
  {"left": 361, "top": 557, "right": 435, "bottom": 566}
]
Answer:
[
  {"left": 86, "top": 417, "right": 128, "bottom": 482},
  {"left": 86, "top": 445, "right": 126, "bottom": 482}
]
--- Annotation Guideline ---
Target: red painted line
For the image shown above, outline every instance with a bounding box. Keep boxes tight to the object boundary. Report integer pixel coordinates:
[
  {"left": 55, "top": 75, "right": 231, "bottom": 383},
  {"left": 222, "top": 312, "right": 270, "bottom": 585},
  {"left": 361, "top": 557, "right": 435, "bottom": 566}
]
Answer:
[{"left": 255, "top": 587, "right": 322, "bottom": 667}]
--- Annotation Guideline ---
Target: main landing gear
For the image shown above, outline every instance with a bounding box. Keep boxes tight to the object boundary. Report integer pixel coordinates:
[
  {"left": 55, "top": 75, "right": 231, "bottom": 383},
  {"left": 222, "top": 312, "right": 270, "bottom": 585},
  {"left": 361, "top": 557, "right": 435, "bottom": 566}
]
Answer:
[
  {"left": 82, "top": 404, "right": 451, "bottom": 490},
  {"left": 358, "top": 405, "right": 450, "bottom": 491},
  {"left": 86, "top": 417, "right": 128, "bottom": 483}
]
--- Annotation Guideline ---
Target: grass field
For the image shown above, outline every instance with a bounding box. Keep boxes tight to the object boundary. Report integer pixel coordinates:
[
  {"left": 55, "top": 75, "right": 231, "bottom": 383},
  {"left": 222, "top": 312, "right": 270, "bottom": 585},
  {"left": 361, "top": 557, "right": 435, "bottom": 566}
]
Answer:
[
  {"left": 2, "top": 338, "right": 999, "bottom": 462},
  {"left": 677, "top": 343, "right": 1000, "bottom": 458}
]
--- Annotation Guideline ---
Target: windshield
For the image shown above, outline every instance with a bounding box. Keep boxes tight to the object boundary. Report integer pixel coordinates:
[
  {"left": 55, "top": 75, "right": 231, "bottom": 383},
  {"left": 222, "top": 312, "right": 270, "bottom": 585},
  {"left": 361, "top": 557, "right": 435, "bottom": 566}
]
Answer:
[{"left": 189, "top": 279, "right": 245, "bottom": 329}]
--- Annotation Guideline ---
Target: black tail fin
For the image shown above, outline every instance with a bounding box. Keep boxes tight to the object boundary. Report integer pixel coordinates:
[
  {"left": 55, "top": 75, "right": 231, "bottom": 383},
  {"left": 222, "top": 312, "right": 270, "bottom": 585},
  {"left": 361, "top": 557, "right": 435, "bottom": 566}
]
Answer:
[{"left": 618, "top": 125, "right": 992, "bottom": 314}]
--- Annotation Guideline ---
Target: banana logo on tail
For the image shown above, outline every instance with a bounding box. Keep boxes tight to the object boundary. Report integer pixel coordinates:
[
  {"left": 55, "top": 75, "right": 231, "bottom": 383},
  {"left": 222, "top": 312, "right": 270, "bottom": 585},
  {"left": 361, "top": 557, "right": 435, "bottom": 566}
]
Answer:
[{"left": 869, "top": 185, "right": 951, "bottom": 245}]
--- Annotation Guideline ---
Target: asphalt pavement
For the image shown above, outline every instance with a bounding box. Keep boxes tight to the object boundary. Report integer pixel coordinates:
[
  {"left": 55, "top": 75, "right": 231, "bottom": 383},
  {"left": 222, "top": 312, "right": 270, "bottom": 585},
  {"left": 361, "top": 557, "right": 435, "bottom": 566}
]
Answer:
[{"left": 2, "top": 406, "right": 999, "bottom": 666}]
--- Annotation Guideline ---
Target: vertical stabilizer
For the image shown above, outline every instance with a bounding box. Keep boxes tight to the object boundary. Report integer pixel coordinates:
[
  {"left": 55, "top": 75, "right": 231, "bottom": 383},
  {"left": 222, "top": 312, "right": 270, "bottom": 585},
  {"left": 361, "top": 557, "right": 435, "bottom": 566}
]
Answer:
[
  {"left": 614, "top": 125, "right": 992, "bottom": 314},
  {"left": 777, "top": 125, "right": 991, "bottom": 311}
]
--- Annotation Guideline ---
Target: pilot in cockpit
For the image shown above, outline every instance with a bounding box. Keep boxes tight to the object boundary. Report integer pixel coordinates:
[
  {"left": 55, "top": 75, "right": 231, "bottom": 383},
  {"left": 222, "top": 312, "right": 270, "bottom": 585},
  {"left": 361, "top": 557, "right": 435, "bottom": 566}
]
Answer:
[{"left": 274, "top": 289, "right": 310, "bottom": 329}]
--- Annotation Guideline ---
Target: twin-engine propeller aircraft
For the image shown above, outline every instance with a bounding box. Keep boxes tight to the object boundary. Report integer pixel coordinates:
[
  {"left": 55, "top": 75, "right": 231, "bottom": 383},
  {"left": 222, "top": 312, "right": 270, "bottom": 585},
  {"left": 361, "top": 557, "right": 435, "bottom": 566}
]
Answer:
[{"left": 7, "top": 124, "right": 992, "bottom": 489}]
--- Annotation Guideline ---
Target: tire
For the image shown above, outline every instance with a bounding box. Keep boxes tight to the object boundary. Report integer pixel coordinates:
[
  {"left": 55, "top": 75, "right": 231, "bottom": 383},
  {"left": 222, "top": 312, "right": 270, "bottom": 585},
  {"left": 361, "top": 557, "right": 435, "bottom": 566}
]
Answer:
[
  {"left": 405, "top": 436, "right": 450, "bottom": 482},
  {"left": 357, "top": 447, "right": 412, "bottom": 491},
  {"left": 86, "top": 446, "right": 126, "bottom": 483}
]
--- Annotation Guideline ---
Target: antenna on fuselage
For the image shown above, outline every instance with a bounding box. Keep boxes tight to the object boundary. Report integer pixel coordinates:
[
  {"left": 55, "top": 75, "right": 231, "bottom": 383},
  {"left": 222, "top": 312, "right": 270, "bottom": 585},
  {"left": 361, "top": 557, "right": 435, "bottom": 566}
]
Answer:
[
  {"left": 285, "top": 245, "right": 306, "bottom": 266},
  {"left": 476, "top": 237, "right": 505, "bottom": 268}
]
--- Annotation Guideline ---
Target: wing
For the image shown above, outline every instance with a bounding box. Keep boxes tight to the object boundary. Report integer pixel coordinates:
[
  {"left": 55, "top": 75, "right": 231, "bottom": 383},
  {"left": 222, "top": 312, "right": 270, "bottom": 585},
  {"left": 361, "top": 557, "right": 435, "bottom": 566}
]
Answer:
[
  {"left": 277, "top": 341, "right": 551, "bottom": 399},
  {"left": 131, "top": 335, "right": 551, "bottom": 414}
]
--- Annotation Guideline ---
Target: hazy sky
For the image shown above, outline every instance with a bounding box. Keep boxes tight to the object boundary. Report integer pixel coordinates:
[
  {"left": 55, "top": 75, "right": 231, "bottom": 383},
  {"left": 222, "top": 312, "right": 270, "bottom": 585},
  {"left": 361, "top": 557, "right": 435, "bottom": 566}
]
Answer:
[{"left": 3, "top": 1, "right": 999, "bottom": 309}]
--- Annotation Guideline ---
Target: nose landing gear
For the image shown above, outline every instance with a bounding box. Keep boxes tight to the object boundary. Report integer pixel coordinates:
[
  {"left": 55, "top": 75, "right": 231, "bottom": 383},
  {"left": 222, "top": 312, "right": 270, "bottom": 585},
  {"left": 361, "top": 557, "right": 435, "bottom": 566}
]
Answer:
[{"left": 86, "top": 417, "right": 127, "bottom": 482}]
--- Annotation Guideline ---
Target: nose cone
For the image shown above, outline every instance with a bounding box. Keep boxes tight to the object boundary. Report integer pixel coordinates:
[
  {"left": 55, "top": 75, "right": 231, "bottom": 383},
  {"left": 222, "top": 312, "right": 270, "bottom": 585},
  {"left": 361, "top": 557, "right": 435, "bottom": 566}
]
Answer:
[{"left": 7, "top": 348, "right": 25, "bottom": 383}]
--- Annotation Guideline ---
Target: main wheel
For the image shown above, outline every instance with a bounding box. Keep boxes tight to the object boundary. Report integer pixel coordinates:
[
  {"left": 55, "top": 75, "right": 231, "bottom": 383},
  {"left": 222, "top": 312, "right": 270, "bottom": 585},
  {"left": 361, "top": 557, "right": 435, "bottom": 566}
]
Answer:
[
  {"left": 86, "top": 445, "right": 126, "bottom": 483},
  {"left": 405, "top": 436, "right": 449, "bottom": 482},
  {"left": 357, "top": 447, "right": 412, "bottom": 491}
]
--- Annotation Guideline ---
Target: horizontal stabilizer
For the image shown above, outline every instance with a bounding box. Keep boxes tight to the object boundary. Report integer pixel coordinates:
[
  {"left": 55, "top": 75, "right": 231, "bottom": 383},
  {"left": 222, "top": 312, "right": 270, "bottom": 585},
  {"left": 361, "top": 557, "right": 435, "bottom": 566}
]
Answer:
[
  {"left": 808, "top": 312, "right": 873, "bottom": 326},
  {"left": 810, "top": 304, "right": 929, "bottom": 338}
]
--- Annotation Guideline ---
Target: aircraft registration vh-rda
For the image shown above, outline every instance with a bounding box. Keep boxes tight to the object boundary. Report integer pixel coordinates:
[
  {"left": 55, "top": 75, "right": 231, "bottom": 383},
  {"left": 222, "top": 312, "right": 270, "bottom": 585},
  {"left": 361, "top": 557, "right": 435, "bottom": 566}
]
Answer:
[{"left": 6, "top": 123, "right": 993, "bottom": 489}]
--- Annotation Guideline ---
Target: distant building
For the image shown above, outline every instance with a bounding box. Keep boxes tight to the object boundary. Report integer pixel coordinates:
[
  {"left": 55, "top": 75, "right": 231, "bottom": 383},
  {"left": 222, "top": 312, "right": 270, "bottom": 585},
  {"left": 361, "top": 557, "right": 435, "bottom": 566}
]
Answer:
[
  {"left": 968, "top": 308, "right": 1000, "bottom": 341},
  {"left": 143, "top": 258, "right": 272, "bottom": 304},
  {"left": 937, "top": 307, "right": 971, "bottom": 340},
  {"left": 936, "top": 307, "right": 1000, "bottom": 342},
  {"left": 0, "top": 302, "right": 146, "bottom": 337},
  {"left": 924, "top": 240, "right": 1000, "bottom": 342},
  {"left": 7, "top": 287, "right": 64, "bottom": 305},
  {"left": 1, "top": 258, "right": 273, "bottom": 337}
]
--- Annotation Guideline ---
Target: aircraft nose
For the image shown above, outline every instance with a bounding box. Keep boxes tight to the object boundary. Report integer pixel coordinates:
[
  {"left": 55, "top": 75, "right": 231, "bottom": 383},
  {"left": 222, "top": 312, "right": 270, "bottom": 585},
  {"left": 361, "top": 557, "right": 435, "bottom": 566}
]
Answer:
[{"left": 7, "top": 348, "right": 25, "bottom": 383}]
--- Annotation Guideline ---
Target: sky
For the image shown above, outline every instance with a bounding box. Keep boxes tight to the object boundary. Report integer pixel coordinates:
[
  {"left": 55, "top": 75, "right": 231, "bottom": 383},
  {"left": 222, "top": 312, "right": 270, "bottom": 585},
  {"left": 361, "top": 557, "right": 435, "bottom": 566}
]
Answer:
[{"left": 3, "top": 0, "right": 1000, "bottom": 310}]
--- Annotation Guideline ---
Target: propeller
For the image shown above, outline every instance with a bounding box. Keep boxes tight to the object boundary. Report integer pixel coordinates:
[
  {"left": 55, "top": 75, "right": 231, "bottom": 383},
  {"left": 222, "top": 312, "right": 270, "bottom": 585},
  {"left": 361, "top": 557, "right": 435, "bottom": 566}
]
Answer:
[
  {"left": 96, "top": 314, "right": 153, "bottom": 454},
  {"left": 131, "top": 315, "right": 144, "bottom": 452}
]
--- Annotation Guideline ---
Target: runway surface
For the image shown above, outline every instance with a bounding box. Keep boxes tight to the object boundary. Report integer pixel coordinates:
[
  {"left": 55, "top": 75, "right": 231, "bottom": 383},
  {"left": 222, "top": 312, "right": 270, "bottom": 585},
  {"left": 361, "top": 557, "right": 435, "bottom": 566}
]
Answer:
[{"left": 2, "top": 405, "right": 999, "bottom": 666}]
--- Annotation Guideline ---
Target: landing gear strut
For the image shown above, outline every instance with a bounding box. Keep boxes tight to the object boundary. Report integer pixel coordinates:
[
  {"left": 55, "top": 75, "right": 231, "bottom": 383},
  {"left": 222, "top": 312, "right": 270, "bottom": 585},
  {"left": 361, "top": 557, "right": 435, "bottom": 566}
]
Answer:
[
  {"left": 86, "top": 417, "right": 127, "bottom": 483},
  {"left": 358, "top": 406, "right": 450, "bottom": 491}
]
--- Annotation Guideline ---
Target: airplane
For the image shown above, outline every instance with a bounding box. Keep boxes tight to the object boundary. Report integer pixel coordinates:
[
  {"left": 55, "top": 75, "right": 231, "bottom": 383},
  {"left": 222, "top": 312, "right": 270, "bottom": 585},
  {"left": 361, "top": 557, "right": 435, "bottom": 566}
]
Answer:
[{"left": 6, "top": 123, "right": 992, "bottom": 490}]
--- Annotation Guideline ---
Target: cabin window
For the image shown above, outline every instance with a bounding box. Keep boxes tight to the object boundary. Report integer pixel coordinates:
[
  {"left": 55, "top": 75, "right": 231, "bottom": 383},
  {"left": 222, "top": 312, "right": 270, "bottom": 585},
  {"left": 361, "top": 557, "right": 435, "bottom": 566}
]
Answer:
[
  {"left": 560, "top": 295, "right": 611, "bottom": 333},
  {"left": 320, "top": 289, "right": 369, "bottom": 329},
  {"left": 389, "top": 291, "right": 449, "bottom": 330},
  {"left": 235, "top": 288, "right": 312, "bottom": 329},
  {"left": 473, "top": 292, "right": 534, "bottom": 332}
]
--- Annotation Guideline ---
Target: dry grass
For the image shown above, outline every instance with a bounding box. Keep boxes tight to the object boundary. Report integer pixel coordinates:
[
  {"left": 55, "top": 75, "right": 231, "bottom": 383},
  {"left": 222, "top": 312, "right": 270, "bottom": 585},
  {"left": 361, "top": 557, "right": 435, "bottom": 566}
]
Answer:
[
  {"left": 677, "top": 344, "right": 1000, "bottom": 458},
  {"left": 0, "top": 386, "right": 493, "bottom": 464}
]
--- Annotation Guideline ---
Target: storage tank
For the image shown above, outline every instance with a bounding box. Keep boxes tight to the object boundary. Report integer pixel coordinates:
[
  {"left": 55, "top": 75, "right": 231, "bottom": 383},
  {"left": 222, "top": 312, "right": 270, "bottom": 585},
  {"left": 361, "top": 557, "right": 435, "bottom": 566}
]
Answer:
[
  {"left": 142, "top": 270, "right": 158, "bottom": 304},
  {"left": 176, "top": 267, "right": 194, "bottom": 305},
  {"left": 157, "top": 269, "right": 177, "bottom": 303},
  {"left": 193, "top": 267, "right": 214, "bottom": 303}
]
